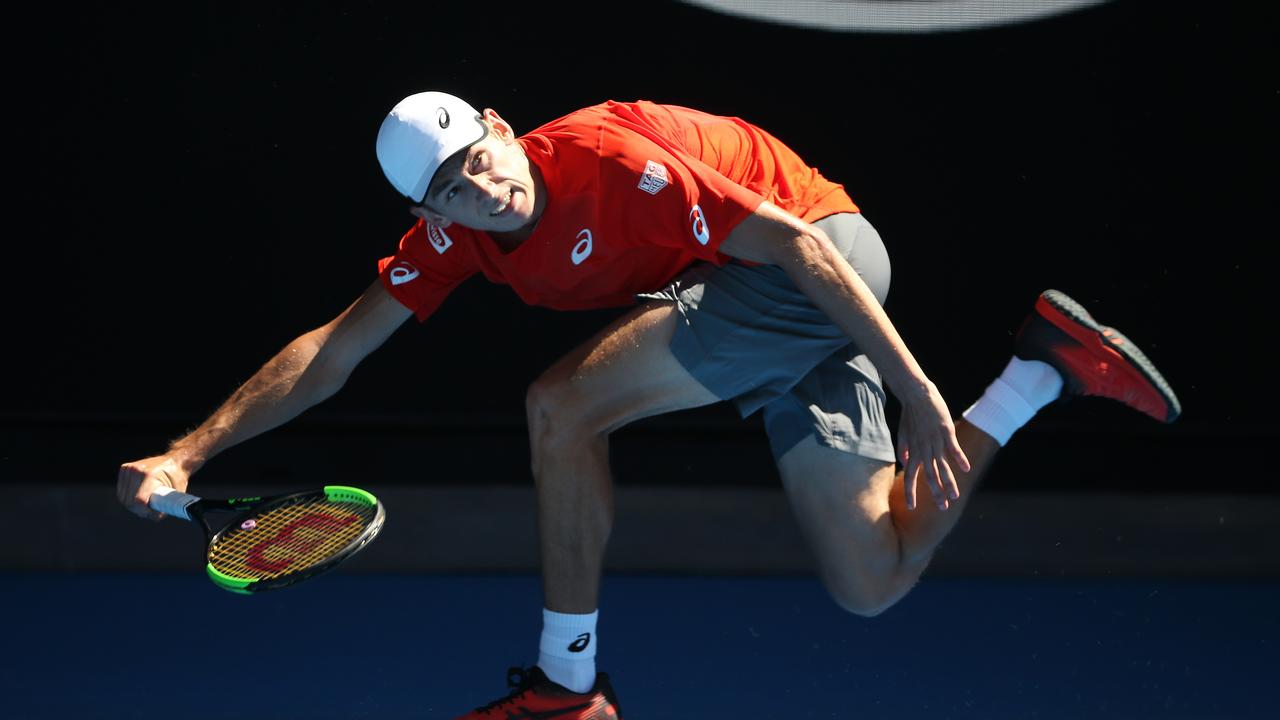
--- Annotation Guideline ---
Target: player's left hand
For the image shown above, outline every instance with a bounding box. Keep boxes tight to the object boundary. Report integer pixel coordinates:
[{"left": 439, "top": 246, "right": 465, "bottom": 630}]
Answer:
[{"left": 895, "top": 382, "right": 970, "bottom": 511}]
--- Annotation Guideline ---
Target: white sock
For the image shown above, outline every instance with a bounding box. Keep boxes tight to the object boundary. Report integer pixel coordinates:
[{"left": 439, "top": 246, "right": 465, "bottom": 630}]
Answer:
[
  {"left": 962, "top": 357, "right": 1064, "bottom": 445},
  {"left": 537, "top": 609, "right": 598, "bottom": 694}
]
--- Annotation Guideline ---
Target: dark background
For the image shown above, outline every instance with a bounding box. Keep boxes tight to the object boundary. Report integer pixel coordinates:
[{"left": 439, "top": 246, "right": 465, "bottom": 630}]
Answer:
[{"left": 6, "top": 1, "right": 1275, "bottom": 493}]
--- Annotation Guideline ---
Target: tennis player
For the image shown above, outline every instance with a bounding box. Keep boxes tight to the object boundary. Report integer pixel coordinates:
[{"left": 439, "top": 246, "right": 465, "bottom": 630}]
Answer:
[{"left": 117, "top": 91, "right": 1179, "bottom": 719}]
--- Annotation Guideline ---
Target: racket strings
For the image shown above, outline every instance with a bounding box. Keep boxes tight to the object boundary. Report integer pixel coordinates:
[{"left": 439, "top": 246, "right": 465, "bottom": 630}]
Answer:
[{"left": 209, "top": 498, "right": 376, "bottom": 581}]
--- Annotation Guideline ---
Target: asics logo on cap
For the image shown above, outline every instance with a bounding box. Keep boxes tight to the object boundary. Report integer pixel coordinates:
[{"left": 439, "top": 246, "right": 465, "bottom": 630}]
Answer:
[
  {"left": 436, "top": 107, "right": 450, "bottom": 129},
  {"left": 428, "top": 224, "right": 454, "bottom": 254},
  {"left": 389, "top": 261, "right": 420, "bottom": 286},
  {"left": 689, "top": 205, "right": 710, "bottom": 245},
  {"left": 571, "top": 229, "right": 593, "bottom": 265}
]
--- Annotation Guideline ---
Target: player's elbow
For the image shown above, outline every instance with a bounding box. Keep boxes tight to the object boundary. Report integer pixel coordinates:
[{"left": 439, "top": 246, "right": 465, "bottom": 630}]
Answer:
[{"left": 777, "top": 225, "right": 837, "bottom": 271}]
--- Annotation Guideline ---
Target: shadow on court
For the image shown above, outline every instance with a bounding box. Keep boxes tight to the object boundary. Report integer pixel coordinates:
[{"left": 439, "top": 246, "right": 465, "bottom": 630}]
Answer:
[{"left": 1, "top": 572, "right": 1273, "bottom": 719}]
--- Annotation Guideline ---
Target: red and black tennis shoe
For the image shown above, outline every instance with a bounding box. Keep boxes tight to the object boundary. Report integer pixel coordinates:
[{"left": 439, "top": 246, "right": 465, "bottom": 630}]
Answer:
[
  {"left": 1015, "top": 289, "right": 1181, "bottom": 423},
  {"left": 452, "top": 666, "right": 622, "bottom": 720}
]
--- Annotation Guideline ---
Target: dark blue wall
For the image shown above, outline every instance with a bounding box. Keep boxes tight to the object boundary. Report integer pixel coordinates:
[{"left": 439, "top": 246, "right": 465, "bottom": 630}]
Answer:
[{"left": 8, "top": 1, "right": 1274, "bottom": 490}]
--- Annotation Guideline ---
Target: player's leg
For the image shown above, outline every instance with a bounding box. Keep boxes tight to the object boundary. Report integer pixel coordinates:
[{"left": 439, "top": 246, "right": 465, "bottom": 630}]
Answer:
[
  {"left": 750, "top": 208, "right": 983, "bottom": 613},
  {"left": 454, "top": 300, "right": 715, "bottom": 717},
  {"left": 526, "top": 300, "right": 718, "bottom": 614},
  {"left": 512, "top": 299, "right": 718, "bottom": 706},
  {"left": 774, "top": 416, "right": 1001, "bottom": 616},
  {"left": 776, "top": 286, "right": 1182, "bottom": 617}
]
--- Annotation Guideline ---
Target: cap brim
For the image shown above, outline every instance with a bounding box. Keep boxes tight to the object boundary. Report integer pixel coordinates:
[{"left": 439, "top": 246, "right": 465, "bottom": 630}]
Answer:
[{"left": 417, "top": 116, "right": 489, "bottom": 204}]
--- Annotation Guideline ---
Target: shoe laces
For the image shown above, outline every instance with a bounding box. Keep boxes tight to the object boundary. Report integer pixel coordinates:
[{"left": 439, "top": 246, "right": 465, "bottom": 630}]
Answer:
[{"left": 474, "top": 667, "right": 538, "bottom": 714}]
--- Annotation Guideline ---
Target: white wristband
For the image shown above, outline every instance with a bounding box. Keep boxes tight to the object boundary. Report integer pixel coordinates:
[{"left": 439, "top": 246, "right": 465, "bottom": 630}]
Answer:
[{"left": 148, "top": 486, "right": 198, "bottom": 521}]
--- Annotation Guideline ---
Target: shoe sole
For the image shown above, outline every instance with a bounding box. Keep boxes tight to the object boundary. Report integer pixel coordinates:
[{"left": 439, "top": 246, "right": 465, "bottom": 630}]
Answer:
[{"left": 1038, "top": 289, "right": 1182, "bottom": 422}]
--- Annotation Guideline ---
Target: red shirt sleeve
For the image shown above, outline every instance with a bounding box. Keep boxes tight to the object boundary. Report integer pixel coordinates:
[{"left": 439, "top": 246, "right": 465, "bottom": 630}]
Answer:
[
  {"left": 377, "top": 220, "right": 477, "bottom": 322},
  {"left": 597, "top": 116, "right": 764, "bottom": 263}
]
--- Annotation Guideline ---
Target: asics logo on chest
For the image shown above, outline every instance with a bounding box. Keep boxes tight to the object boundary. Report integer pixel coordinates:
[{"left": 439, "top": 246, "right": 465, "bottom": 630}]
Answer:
[
  {"left": 689, "top": 205, "right": 710, "bottom": 245},
  {"left": 571, "top": 228, "right": 593, "bottom": 265}
]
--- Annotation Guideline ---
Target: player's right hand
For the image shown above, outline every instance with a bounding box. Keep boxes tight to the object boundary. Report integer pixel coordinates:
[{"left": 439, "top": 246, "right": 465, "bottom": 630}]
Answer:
[
  {"left": 895, "top": 381, "right": 969, "bottom": 512},
  {"left": 117, "top": 454, "right": 190, "bottom": 521}
]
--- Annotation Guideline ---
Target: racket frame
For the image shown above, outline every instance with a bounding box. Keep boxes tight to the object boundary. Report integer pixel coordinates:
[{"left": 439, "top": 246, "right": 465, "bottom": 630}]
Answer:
[{"left": 155, "top": 485, "right": 385, "bottom": 594}]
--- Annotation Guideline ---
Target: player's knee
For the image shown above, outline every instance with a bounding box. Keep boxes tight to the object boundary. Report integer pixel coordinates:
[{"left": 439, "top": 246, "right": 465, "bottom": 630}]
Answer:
[
  {"left": 527, "top": 374, "right": 568, "bottom": 426},
  {"left": 825, "top": 580, "right": 902, "bottom": 618},
  {"left": 818, "top": 561, "right": 914, "bottom": 618},
  {"left": 526, "top": 375, "right": 600, "bottom": 451}
]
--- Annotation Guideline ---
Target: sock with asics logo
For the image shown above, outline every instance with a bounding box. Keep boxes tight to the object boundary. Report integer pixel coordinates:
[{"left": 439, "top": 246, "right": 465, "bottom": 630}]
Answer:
[
  {"left": 962, "top": 356, "right": 1064, "bottom": 445},
  {"left": 537, "top": 608, "right": 598, "bottom": 694}
]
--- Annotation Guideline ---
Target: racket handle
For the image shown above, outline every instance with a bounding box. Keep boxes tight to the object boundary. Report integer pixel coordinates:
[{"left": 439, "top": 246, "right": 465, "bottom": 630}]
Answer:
[{"left": 149, "top": 486, "right": 199, "bottom": 521}]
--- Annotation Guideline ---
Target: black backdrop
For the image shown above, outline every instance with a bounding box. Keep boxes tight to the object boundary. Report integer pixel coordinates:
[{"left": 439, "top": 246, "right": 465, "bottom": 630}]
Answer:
[{"left": 7, "top": 1, "right": 1275, "bottom": 492}]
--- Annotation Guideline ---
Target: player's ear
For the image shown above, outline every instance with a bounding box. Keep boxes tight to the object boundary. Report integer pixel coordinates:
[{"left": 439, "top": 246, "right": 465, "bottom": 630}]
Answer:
[
  {"left": 483, "top": 108, "right": 516, "bottom": 144},
  {"left": 410, "top": 204, "right": 451, "bottom": 228}
]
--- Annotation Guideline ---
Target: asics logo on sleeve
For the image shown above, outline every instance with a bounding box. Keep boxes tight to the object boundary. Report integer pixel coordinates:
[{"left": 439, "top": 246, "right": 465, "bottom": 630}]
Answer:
[
  {"left": 638, "top": 159, "right": 669, "bottom": 195},
  {"left": 427, "top": 224, "right": 454, "bottom": 254},
  {"left": 571, "top": 228, "right": 593, "bottom": 265},
  {"left": 389, "top": 261, "right": 420, "bottom": 286},
  {"left": 689, "top": 205, "right": 710, "bottom": 245},
  {"left": 567, "top": 632, "right": 591, "bottom": 653}
]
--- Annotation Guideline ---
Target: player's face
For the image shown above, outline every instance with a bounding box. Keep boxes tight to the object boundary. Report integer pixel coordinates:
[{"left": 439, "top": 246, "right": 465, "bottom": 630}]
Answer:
[{"left": 418, "top": 110, "right": 543, "bottom": 238}]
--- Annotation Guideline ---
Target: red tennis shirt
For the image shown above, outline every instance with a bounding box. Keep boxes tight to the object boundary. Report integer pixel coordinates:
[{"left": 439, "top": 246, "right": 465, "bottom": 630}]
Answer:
[{"left": 377, "top": 100, "right": 859, "bottom": 321}]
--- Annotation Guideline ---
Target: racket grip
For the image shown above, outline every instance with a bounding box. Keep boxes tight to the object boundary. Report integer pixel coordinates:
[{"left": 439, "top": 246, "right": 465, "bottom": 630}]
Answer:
[{"left": 149, "top": 486, "right": 198, "bottom": 521}]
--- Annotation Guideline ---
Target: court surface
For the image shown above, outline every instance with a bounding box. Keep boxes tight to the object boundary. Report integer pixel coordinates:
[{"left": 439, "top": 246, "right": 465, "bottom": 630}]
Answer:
[{"left": 2, "top": 572, "right": 1273, "bottom": 719}]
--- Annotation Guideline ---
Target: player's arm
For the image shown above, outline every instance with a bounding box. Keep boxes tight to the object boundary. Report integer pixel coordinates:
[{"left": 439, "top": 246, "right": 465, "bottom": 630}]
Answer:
[
  {"left": 117, "top": 279, "right": 414, "bottom": 520},
  {"left": 718, "top": 201, "right": 970, "bottom": 510}
]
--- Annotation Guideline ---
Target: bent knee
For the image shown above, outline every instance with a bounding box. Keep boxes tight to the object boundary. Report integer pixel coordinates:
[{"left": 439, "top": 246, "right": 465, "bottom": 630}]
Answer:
[
  {"left": 527, "top": 373, "right": 590, "bottom": 431},
  {"left": 827, "top": 586, "right": 898, "bottom": 618},
  {"left": 526, "top": 374, "right": 606, "bottom": 463},
  {"left": 526, "top": 374, "right": 565, "bottom": 426},
  {"left": 822, "top": 570, "right": 916, "bottom": 618}
]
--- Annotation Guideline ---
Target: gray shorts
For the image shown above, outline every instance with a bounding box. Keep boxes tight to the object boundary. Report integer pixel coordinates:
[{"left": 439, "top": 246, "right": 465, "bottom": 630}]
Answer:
[{"left": 639, "top": 212, "right": 895, "bottom": 464}]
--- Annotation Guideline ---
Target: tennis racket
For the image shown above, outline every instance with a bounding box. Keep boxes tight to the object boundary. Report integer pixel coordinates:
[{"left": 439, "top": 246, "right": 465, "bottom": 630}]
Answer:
[{"left": 149, "top": 484, "right": 386, "bottom": 594}]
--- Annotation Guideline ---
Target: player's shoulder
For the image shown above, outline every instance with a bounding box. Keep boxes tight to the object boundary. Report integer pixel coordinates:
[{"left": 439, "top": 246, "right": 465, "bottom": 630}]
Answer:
[
  {"left": 524, "top": 100, "right": 701, "bottom": 140},
  {"left": 519, "top": 101, "right": 614, "bottom": 164},
  {"left": 520, "top": 100, "right": 718, "bottom": 182},
  {"left": 524, "top": 101, "right": 612, "bottom": 138}
]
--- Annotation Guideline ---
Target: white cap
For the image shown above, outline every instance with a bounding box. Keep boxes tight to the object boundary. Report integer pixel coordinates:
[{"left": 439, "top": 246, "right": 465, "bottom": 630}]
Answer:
[{"left": 376, "top": 91, "right": 488, "bottom": 203}]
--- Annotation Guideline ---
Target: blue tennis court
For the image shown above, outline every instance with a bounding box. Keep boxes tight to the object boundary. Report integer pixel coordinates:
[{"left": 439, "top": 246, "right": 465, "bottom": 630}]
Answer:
[{"left": 4, "top": 572, "right": 1272, "bottom": 718}]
